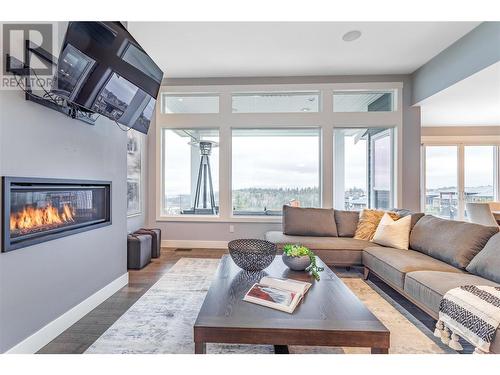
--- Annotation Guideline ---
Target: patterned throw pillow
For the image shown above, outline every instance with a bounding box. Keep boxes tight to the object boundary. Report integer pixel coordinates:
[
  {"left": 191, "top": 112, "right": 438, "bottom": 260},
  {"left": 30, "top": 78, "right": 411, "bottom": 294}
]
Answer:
[{"left": 353, "top": 209, "right": 400, "bottom": 241}]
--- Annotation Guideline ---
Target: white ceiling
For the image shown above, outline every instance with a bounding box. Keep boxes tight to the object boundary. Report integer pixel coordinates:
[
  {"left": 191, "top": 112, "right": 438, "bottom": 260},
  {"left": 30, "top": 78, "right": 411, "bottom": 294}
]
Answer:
[
  {"left": 420, "top": 61, "right": 500, "bottom": 127},
  {"left": 128, "top": 22, "right": 479, "bottom": 78}
]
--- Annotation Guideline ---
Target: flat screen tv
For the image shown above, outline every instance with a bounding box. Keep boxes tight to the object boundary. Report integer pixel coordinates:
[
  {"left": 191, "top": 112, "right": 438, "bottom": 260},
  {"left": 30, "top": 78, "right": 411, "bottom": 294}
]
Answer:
[{"left": 52, "top": 22, "right": 163, "bottom": 134}]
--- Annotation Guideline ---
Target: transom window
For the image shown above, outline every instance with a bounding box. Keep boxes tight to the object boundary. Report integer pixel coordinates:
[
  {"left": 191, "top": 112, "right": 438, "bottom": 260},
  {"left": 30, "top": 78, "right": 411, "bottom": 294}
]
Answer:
[
  {"left": 333, "top": 91, "right": 395, "bottom": 112},
  {"left": 232, "top": 92, "right": 320, "bottom": 113},
  {"left": 162, "top": 94, "right": 219, "bottom": 114}
]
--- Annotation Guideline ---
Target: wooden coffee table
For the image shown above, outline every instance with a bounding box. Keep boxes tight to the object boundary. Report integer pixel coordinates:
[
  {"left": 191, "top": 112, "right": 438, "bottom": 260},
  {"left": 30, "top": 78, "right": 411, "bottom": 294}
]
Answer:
[{"left": 194, "top": 255, "right": 390, "bottom": 354}]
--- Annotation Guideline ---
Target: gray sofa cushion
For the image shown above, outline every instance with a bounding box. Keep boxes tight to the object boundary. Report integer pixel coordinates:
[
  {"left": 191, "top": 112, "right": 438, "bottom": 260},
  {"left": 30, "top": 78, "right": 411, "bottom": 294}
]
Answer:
[
  {"left": 409, "top": 215, "right": 498, "bottom": 269},
  {"left": 404, "top": 270, "right": 500, "bottom": 314},
  {"left": 466, "top": 232, "right": 500, "bottom": 283},
  {"left": 266, "top": 231, "right": 378, "bottom": 266},
  {"left": 282, "top": 205, "right": 338, "bottom": 237},
  {"left": 334, "top": 210, "right": 359, "bottom": 237},
  {"left": 390, "top": 208, "right": 425, "bottom": 229},
  {"left": 363, "top": 246, "right": 462, "bottom": 289}
]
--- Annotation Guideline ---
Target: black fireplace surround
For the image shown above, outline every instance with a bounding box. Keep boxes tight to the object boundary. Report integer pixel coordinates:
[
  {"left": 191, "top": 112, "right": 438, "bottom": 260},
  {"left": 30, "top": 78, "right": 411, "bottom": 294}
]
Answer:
[{"left": 2, "top": 177, "right": 111, "bottom": 252}]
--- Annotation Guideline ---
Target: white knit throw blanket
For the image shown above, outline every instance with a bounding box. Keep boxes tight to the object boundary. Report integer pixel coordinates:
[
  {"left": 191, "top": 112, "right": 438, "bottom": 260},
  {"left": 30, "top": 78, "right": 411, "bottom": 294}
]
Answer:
[{"left": 434, "top": 285, "right": 500, "bottom": 353}]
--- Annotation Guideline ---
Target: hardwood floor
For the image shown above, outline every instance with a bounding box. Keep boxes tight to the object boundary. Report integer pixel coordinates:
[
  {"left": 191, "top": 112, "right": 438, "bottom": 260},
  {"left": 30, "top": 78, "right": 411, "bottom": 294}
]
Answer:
[
  {"left": 37, "top": 248, "right": 227, "bottom": 354},
  {"left": 38, "top": 248, "right": 470, "bottom": 354}
]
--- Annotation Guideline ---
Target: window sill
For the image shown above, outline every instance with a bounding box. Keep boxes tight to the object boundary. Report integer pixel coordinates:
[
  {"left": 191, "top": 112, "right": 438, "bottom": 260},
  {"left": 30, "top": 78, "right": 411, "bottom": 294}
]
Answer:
[{"left": 155, "top": 215, "right": 282, "bottom": 223}]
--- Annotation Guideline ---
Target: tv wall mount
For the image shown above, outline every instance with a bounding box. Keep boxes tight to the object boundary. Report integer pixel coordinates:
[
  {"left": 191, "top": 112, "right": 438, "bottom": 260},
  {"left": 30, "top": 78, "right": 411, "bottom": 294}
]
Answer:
[{"left": 5, "top": 40, "right": 97, "bottom": 125}]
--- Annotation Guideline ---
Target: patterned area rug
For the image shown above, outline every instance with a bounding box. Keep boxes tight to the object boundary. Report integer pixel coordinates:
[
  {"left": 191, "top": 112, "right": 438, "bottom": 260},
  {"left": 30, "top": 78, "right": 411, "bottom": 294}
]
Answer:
[{"left": 85, "top": 258, "right": 452, "bottom": 354}]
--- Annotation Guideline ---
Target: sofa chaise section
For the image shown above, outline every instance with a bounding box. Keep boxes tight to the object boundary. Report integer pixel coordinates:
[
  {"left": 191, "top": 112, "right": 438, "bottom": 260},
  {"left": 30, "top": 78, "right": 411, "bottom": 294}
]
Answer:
[{"left": 404, "top": 270, "right": 500, "bottom": 353}]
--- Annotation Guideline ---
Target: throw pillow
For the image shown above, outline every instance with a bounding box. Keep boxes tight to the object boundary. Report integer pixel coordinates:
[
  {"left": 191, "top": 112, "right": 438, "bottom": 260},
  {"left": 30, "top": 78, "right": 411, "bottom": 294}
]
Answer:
[
  {"left": 372, "top": 213, "right": 412, "bottom": 250},
  {"left": 353, "top": 209, "right": 399, "bottom": 241}
]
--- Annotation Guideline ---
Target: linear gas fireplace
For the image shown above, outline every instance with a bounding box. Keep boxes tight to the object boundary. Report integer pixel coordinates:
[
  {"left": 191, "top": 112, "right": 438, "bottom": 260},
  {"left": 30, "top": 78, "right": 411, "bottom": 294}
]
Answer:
[{"left": 2, "top": 177, "right": 111, "bottom": 252}]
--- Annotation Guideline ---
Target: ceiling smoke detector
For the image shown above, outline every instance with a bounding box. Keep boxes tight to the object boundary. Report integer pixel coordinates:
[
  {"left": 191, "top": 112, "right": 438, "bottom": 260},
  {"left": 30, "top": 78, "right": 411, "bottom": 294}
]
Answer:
[{"left": 342, "top": 30, "right": 362, "bottom": 42}]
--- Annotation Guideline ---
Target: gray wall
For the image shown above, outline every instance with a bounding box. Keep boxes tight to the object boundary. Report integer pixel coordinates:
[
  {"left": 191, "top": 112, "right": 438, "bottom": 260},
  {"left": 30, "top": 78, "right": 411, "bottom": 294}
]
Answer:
[
  {"left": 147, "top": 74, "right": 421, "bottom": 242},
  {"left": 412, "top": 22, "right": 500, "bottom": 104},
  {"left": 0, "top": 88, "right": 128, "bottom": 352}
]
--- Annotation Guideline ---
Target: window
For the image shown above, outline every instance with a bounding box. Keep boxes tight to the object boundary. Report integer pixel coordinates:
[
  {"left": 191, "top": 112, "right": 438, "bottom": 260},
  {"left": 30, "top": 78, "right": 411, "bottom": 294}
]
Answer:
[
  {"left": 162, "top": 94, "right": 219, "bottom": 114},
  {"left": 232, "top": 128, "right": 321, "bottom": 215},
  {"left": 232, "top": 92, "right": 320, "bottom": 113},
  {"left": 464, "top": 146, "right": 496, "bottom": 208},
  {"left": 371, "top": 130, "right": 392, "bottom": 209},
  {"left": 424, "top": 146, "right": 459, "bottom": 220},
  {"left": 157, "top": 83, "right": 404, "bottom": 222},
  {"left": 333, "top": 91, "right": 394, "bottom": 112},
  {"left": 334, "top": 128, "right": 394, "bottom": 210},
  {"left": 162, "top": 129, "right": 219, "bottom": 216},
  {"left": 423, "top": 144, "right": 499, "bottom": 221}
]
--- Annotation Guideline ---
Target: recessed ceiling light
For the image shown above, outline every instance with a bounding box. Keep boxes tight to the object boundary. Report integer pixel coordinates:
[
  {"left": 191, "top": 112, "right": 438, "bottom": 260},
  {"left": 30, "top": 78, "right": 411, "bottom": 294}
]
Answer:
[{"left": 342, "top": 30, "right": 362, "bottom": 42}]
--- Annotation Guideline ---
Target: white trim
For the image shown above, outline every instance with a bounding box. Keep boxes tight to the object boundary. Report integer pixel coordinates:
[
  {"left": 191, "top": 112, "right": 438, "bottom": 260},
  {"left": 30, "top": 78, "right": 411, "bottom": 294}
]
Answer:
[
  {"left": 156, "top": 215, "right": 282, "bottom": 223},
  {"left": 162, "top": 240, "right": 228, "bottom": 249},
  {"left": 5, "top": 273, "right": 129, "bottom": 354}
]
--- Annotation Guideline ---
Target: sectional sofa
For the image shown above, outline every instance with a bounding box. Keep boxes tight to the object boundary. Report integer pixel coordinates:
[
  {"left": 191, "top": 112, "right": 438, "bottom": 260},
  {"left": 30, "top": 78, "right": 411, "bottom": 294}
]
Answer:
[{"left": 265, "top": 206, "right": 500, "bottom": 353}]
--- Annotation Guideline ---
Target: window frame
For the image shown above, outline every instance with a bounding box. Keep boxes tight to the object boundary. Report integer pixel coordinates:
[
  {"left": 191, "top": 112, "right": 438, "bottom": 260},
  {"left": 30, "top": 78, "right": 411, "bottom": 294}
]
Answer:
[
  {"left": 156, "top": 82, "right": 403, "bottom": 223},
  {"left": 230, "top": 126, "right": 322, "bottom": 217}
]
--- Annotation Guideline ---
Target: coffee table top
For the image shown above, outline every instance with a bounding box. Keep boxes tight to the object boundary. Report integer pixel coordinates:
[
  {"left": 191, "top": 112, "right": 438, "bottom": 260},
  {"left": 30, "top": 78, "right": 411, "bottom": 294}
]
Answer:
[{"left": 194, "top": 255, "right": 389, "bottom": 334}]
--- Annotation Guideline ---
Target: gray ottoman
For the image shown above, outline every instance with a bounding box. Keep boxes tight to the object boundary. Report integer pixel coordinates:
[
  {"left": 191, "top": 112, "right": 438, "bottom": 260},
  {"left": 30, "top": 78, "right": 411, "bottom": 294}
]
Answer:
[
  {"left": 127, "top": 234, "right": 152, "bottom": 269},
  {"left": 135, "top": 228, "right": 161, "bottom": 258}
]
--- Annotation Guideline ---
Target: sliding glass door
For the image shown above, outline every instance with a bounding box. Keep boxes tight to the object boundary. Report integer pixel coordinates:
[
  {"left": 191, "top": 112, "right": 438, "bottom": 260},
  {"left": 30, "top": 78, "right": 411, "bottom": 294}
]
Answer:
[
  {"left": 370, "top": 129, "right": 393, "bottom": 210},
  {"left": 464, "top": 145, "right": 496, "bottom": 219},
  {"left": 334, "top": 128, "right": 394, "bottom": 211},
  {"left": 423, "top": 144, "right": 499, "bottom": 221}
]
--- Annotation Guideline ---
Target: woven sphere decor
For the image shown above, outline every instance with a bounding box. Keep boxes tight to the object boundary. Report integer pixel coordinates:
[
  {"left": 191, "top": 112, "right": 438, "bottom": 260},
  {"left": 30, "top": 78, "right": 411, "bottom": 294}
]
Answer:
[{"left": 228, "top": 239, "right": 277, "bottom": 271}]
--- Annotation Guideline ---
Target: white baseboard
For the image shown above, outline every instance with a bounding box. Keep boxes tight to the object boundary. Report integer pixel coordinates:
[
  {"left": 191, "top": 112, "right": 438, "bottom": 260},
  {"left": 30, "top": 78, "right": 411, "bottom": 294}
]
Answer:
[
  {"left": 162, "top": 240, "right": 228, "bottom": 249},
  {"left": 5, "top": 272, "right": 129, "bottom": 354}
]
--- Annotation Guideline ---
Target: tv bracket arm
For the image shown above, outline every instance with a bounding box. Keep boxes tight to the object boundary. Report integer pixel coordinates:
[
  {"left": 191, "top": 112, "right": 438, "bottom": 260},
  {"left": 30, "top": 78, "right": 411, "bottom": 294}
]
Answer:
[{"left": 5, "top": 40, "right": 96, "bottom": 125}]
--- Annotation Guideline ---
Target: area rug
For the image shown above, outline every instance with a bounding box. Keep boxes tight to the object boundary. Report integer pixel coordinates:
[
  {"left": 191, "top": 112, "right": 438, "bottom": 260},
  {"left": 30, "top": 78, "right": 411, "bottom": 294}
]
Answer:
[{"left": 85, "top": 258, "right": 452, "bottom": 354}]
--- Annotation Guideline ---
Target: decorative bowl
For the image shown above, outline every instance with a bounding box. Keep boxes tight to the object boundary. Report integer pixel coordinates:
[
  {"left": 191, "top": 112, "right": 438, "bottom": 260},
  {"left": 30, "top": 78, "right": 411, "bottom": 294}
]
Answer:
[
  {"left": 282, "top": 254, "right": 311, "bottom": 271},
  {"left": 228, "top": 239, "right": 277, "bottom": 271}
]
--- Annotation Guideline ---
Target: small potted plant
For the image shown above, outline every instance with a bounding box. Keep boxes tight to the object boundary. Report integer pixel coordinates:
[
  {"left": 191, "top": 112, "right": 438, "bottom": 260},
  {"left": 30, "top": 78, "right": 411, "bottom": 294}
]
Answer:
[{"left": 282, "top": 244, "right": 324, "bottom": 281}]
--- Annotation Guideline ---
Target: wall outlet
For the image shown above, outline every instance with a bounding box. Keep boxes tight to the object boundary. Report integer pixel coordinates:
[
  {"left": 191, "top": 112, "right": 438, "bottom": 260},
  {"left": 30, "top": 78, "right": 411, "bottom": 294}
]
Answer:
[{"left": 229, "top": 225, "right": 235, "bottom": 233}]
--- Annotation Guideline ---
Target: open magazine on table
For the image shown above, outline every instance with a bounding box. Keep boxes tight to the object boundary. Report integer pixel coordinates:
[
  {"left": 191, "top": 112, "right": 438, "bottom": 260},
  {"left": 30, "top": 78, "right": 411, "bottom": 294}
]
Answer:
[{"left": 243, "top": 277, "right": 312, "bottom": 314}]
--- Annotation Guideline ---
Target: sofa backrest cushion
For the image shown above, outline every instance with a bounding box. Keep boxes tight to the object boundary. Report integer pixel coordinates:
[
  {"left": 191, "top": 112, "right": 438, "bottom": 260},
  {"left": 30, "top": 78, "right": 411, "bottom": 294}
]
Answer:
[
  {"left": 466, "top": 232, "right": 500, "bottom": 283},
  {"left": 282, "top": 205, "right": 338, "bottom": 237},
  {"left": 334, "top": 210, "right": 360, "bottom": 237},
  {"left": 409, "top": 215, "right": 499, "bottom": 269},
  {"left": 390, "top": 208, "right": 425, "bottom": 230}
]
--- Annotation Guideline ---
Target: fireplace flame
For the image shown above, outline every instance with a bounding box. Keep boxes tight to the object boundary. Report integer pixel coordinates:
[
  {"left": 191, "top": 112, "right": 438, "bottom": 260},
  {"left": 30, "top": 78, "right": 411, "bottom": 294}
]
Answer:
[{"left": 10, "top": 204, "right": 75, "bottom": 232}]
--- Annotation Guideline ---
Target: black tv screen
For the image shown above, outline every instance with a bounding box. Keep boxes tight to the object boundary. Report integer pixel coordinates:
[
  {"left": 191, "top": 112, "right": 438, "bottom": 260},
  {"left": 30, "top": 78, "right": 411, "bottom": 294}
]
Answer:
[{"left": 53, "top": 22, "right": 163, "bottom": 134}]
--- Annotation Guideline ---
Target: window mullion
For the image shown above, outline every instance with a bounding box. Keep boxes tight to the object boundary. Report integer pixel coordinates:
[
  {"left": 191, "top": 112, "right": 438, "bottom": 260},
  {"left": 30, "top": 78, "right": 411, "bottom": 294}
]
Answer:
[{"left": 219, "top": 92, "right": 232, "bottom": 220}]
